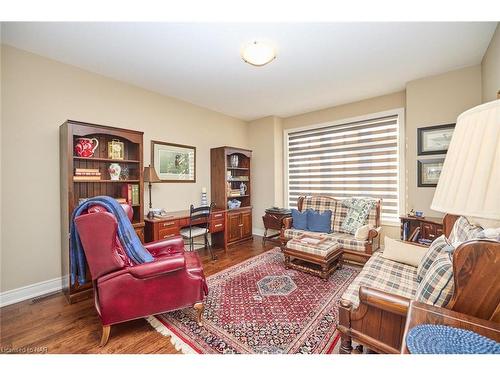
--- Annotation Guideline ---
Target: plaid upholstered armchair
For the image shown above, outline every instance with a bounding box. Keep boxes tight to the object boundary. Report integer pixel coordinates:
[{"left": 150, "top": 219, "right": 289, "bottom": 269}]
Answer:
[{"left": 280, "top": 195, "right": 382, "bottom": 264}]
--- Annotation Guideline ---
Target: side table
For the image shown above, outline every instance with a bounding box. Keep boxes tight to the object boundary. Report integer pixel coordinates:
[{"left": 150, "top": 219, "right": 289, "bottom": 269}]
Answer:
[
  {"left": 401, "top": 301, "right": 500, "bottom": 354},
  {"left": 262, "top": 209, "right": 291, "bottom": 244}
]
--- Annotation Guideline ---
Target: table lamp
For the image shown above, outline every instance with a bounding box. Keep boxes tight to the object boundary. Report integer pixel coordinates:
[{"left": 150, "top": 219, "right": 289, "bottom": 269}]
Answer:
[
  {"left": 431, "top": 97, "right": 500, "bottom": 229},
  {"left": 143, "top": 164, "right": 160, "bottom": 219}
]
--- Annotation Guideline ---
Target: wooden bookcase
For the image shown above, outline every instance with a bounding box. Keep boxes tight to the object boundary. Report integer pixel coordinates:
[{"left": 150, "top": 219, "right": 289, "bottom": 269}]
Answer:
[
  {"left": 60, "top": 120, "right": 144, "bottom": 303},
  {"left": 210, "top": 147, "right": 253, "bottom": 248}
]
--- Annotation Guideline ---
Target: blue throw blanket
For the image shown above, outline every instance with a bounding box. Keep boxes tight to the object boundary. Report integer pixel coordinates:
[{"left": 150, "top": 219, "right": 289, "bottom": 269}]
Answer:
[{"left": 70, "top": 196, "right": 153, "bottom": 285}]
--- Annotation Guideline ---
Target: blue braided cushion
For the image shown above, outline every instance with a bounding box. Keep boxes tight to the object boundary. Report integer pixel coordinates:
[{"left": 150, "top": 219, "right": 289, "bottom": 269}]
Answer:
[{"left": 406, "top": 324, "right": 500, "bottom": 354}]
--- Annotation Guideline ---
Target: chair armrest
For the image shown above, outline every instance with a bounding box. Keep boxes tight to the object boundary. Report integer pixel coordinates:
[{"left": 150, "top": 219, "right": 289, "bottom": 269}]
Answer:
[
  {"left": 367, "top": 226, "right": 382, "bottom": 242},
  {"left": 359, "top": 286, "right": 411, "bottom": 316},
  {"left": 282, "top": 217, "right": 293, "bottom": 230},
  {"left": 144, "top": 235, "right": 184, "bottom": 257},
  {"left": 127, "top": 254, "right": 186, "bottom": 279}
]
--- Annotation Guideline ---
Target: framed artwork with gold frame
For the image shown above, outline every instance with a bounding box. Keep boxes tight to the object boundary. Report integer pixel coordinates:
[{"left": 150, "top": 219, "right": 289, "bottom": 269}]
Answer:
[{"left": 151, "top": 140, "right": 196, "bottom": 183}]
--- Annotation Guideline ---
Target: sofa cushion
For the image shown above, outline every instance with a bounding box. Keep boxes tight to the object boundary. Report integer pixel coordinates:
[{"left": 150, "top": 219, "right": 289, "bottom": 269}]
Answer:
[
  {"left": 341, "top": 252, "right": 418, "bottom": 308},
  {"left": 307, "top": 209, "right": 332, "bottom": 233},
  {"left": 416, "top": 235, "right": 452, "bottom": 283},
  {"left": 333, "top": 198, "right": 379, "bottom": 233},
  {"left": 301, "top": 196, "right": 337, "bottom": 231},
  {"left": 340, "top": 198, "right": 378, "bottom": 235},
  {"left": 448, "top": 216, "right": 483, "bottom": 247},
  {"left": 283, "top": 229, "right": 368, "bottom": 252},
  {"left": 415, "top": 250, "right": 454, "bottom": 307},
  {"left": 382, "top": 236, "right": 429, "bottom": 267},
  {"left": 291, "top": 208, "right": 308, "bottom": 230}
]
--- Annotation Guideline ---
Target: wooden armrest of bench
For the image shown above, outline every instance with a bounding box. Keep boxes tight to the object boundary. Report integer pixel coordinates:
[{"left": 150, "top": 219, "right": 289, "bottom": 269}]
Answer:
[
  {"left": 282, "top": 217, "right": 293, "bottom": 229},
  {"left": 367, "top": 226, "right": 382, "bottom": 241},
  {"left": 359, "top": 286, "right": 411, "bottom": 316}
]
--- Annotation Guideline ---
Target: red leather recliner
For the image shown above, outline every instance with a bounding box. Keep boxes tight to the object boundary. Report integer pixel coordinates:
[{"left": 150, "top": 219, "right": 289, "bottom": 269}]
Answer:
[{"left": 74, "top": 204, "right": 208, "bottom": 346}]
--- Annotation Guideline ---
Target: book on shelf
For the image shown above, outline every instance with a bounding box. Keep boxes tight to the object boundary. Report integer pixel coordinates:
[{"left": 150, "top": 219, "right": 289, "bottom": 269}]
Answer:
[
  {"left": 121, "top": 184, "right": 140, "bottom": 205},
  {"left": 409, "top": 227, "right": 420, "bottom": 242},
  {"left": 73, "top": 175, "right": 101, "bottom": 181},
  {"left": 75, "top": 172, "right": 101, "bottom": 176}
]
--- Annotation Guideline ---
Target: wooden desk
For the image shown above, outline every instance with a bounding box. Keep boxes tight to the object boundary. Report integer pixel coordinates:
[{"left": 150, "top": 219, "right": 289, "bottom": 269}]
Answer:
[
  {"left": 144, "top": 208, "right": 227, "bottom": 248},
  {"left": 401, "top": 301, "right": 500, "bottom": 353}
]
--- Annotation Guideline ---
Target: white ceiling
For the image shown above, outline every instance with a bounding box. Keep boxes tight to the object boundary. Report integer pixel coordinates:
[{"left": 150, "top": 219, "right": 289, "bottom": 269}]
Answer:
[{"left": 2, "top": 22, "right": 497, "bottom": 121}]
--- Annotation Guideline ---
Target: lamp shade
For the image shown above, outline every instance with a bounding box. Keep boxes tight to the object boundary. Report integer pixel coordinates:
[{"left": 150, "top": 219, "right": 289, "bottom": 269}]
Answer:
[
  {"left": 431, "top": 99, "right": 500, "bottom": 221},
  {"left": 143, "top": 165, "right": 160, "bottom": 183}
]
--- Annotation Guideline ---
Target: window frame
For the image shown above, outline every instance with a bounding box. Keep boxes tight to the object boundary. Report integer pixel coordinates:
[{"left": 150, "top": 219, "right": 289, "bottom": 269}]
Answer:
[{"left": 283, "top": 108, "right": 406, "bottom": 227}]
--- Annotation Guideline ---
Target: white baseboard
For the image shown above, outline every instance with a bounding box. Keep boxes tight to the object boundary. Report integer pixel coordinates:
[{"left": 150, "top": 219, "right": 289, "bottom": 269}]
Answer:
[{"left": 0, "top": 277, "right": 63, "bottom": 308}]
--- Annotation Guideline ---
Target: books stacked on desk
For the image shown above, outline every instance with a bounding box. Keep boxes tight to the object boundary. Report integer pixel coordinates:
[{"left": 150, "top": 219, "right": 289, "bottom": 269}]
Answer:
[{"left": 73, "top": 168, "right": 101, "bottom": 181}]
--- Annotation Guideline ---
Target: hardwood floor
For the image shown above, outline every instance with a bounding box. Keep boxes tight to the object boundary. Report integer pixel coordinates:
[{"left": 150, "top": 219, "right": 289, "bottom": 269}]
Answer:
[{"left": 0, "top": 236, "right": 275, "bottom": 354}]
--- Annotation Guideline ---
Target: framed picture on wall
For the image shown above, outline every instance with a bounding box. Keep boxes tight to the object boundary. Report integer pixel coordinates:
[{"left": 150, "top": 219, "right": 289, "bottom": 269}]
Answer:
[
  {"left": 151, "top": 140, "right": 196, "bottom": 182},
  {"left": 417, "top": 158, "right": 444, "bottom": 187},
  {"left": 417, "top": 124, "right": 455, "bottom": 155}
]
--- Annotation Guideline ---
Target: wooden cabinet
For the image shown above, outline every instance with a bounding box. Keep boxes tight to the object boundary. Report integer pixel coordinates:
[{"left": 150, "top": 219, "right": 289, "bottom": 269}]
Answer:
[
  {"left": 60, "top": 120, "right": 144, "bottom": 303},
  {"left": 210, "top": 147, "right": 253, "bottom": 248},
  {"left": 226, "top": 208, "right": 252, "bottom": 244}
]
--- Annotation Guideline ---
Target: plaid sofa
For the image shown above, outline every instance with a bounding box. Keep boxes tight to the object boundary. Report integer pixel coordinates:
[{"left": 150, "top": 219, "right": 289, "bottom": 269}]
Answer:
[
  {"left": 341, "top": 251, "right": 418, "bottom": 308},
  {"left": 281, "top": 195, "right": 382, "bottom": 263}
]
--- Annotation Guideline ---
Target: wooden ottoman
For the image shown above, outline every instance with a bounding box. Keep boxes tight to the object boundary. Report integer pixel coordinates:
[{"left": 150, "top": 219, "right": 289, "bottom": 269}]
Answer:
[{"left": 283, "top": 235, "right": 342, "bottom": 280}]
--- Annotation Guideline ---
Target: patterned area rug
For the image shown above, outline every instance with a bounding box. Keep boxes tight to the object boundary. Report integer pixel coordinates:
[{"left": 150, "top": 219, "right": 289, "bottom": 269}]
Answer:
[{"left": 147, "top": 247, "right": 360, "bottom": 354}]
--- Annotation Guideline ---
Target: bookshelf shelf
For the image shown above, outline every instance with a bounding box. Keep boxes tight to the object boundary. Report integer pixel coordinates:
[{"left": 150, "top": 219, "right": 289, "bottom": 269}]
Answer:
[
  {"left": 60, "top": 120, "right": 144, "bottom": 303},
  {"left": 73, "top": 156, "right": 140, "bottom": 163}
]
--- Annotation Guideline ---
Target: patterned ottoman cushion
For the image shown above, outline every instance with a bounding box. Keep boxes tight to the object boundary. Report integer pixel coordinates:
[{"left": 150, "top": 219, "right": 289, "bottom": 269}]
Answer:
[
  {"left": 341, "top": 252, "right": 418, "bottom": 308},
  {"left": 283, "top": 229, "right": 368, "bottom": 252},
  {"left": 287, "top": 238, "right": 340, "bottom": 257}
]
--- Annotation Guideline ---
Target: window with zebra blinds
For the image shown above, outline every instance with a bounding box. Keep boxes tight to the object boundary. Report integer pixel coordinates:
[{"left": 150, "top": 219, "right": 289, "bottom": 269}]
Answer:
[{"left": 285, "top": 112, "right": 403, "bottom": 224}]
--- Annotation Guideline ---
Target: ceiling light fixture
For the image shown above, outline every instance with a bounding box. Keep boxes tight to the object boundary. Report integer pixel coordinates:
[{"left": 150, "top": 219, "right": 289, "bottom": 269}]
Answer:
[{"left": 241, "top": 41, "right": 276, "bottom": 67}]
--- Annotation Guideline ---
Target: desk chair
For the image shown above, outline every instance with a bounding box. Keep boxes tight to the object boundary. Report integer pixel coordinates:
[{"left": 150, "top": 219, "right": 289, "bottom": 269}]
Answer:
[{"left": 180, "top": 203, "right": 217, "bottom": 260}]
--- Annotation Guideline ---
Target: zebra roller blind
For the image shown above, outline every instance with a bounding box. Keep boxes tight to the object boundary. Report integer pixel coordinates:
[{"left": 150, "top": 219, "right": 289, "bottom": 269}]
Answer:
[{"left": 286, "top": 114, "right": 401, "bottom": 224}]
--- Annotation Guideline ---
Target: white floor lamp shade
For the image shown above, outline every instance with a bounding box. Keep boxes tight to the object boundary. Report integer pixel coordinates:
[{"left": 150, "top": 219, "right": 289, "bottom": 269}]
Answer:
[{"left": 431, "top": 99, "right": 500, "bottom": 222}]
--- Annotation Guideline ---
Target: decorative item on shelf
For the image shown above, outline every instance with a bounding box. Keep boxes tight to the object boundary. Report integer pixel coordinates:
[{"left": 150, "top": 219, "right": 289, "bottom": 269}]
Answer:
[
  {"left": 143, "top": 164, "right": 161, "bottom": 219},
  {"left": 230, "top": 154, "right": 239, "bottom": 168},
  {"left": 74, "top": 137, "right": 99, "bottom": 158},
  {"left": 108, "top": 163, "right": 122, "bottom": 181},
  {"left": 240, "top": 182, "right": 247, "bottom": 195},
  {"left": 107, "top": 139, "right": 124, "bottom": 160},
  {"left": 229, "top": 189, "right": 242, "bottom": 197},
  {"left": 228, "top": 199, "right": 241, "bottom": 209},
  {"left": 151, "top": 140, "right": 196, "bottom": 182},
  {"left": 120, "top": 164, "right": 130, "bottom": 180},
  {"left": 201, "top": 187, "right": 208, "bottom": 206},
  {"left": 415, "top": 210, "right": 424, "bottom": 217},
  {"left": 227, "top": 171, "right": 232, "bottom": 179}
]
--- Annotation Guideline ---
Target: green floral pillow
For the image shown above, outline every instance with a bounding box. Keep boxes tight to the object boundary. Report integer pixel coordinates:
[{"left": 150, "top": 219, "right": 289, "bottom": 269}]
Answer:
[{"left": 340, "top": 198, "right": 377, "bottom": 235}]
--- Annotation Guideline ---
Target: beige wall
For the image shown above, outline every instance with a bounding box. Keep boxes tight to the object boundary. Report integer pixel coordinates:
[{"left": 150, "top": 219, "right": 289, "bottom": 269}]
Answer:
[
  {"left": 283, "top": 91, "right": 406, "bottom": 130},
  {"left": 247, "top": 116, "right": 284, "bottom": 233},
  {"left": 406, "top": 65, "right": 482, "bottom": 219},
  {"left": 482, "top": 23, "right": 500, "bottom": 102},
  {"left": 0, "top": 45, "right": 248, "bottom": 292}
]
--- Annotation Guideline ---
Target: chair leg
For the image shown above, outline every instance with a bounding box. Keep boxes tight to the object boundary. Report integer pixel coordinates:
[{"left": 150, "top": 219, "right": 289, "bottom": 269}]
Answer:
[
  {"left": 193, "top": 302, "right": 204, "bottom": 327},
  {"left": 100, "top": 325, "right": 111, "bottom": 347},
  {"left": 207, "top": 234, "right": 217, "bottom": 260}
]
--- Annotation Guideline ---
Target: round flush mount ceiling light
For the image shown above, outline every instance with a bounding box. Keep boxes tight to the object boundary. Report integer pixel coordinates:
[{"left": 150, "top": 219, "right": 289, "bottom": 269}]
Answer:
[{"left": 241, "top": 41, "right": 276, "bottom": 67}]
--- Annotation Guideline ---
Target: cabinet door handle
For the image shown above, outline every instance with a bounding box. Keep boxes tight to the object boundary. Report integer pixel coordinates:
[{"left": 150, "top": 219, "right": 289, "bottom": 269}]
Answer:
[
  {"left": 163, "top": 234, "right": 175, "bottom": 239},
  {"left": 238, "top": 223, "right": 243, "bottom": 227},
  {"left": 215, "top": 224, "right": 222, "bottom": 227},
  {"left": 214, "top": 214, "right": 223, "bottom": 218},
  {"left": 163, "top": 222, "right": 176, "bottom": 227}
]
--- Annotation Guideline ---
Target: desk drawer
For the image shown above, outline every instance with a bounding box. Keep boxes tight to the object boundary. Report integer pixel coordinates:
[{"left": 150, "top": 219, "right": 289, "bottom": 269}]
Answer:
[
  {"left": 210, "top": 219, "right": 225, "bottom": 233},
  {"left": 158, "top": 227, "right": 179, "bottom": 240},
  {"left": 159, "top": 220, "right": 179, "bottom": 230},
  {"left": 211, "top": 212, "right": 225, "bottom": 220}
]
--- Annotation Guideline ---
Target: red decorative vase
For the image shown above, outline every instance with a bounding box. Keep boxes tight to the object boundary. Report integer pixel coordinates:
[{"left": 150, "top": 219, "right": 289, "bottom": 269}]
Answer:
[{"left": 75, "top": 137, "right": 99, "bottom": 158}]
